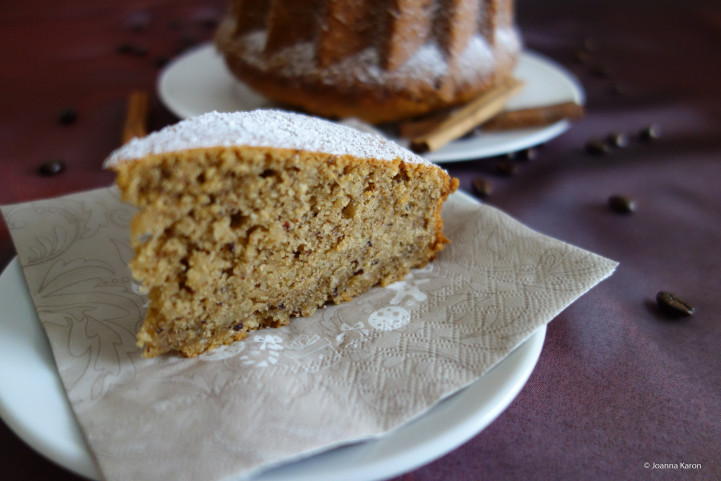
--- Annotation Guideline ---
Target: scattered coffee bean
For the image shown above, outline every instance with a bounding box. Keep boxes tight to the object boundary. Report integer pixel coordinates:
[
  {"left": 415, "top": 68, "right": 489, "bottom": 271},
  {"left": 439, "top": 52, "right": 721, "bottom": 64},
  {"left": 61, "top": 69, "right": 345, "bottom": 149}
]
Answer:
[
  {"left": 656, "top": 291, "right": 695, "bottom": 317},
  {"left": 199, "top": 16, "right": 219, "bottom": 29},
  {"left": 116, "top": 42, "right": 148, "bottom": 56},
  {"left": 57, "top": 108, "right": 77, "bottom": 125},
  {"left": 38, "top": 159, "right": 66, "bottom": 177},
  {"left": 495, "top": 159, "right": 518, "bottom": 176},
  {"left": 607, "top": 194, "right": 636, "bottom": 214},
  {"left": 133, "top": 44, "right": 148, "bottom": 57},
  {"left": 510, "top": 147, "right": 537, "bottom": 161},
  {"left": 638, "top": 124, "right": 661, "bottom": 142},
  {"left": 177, "top": 35, "right": 197, "bottom": 53},
  {"left": 155, "top": 56, "right": 170, "bottom": 68},
  {"left": 116, "top": 42, "right": 135, "bottom": 54},
  {"left": 606, "top": 131, "right": 629, "bottom": 149},
  {"left": 589, "top": 63, "right": 611, "bottom": 78},
  {"left": 585, "top": 139, "right": 611, "bottom": 155},
  {"left": 471, "top": 177, "right": 493, "bottom": 198},
  {"left": 582, "top": 37, "right": 599, "bottom": 52},
  {"left": 610, "top": 83, "right": 632, "bottom": 96},
  {"left": 572, "top": 50, "right": 591, "bottom": 64},
  {"left": 127, "top": 45, "right": 148, "bottom": 57}
]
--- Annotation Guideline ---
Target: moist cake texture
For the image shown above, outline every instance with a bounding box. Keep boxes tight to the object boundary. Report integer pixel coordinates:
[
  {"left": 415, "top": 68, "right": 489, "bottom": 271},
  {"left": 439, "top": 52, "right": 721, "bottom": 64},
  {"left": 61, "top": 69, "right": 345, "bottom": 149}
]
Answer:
[{"left": 105, "top": 110, "right": 458, "bottom": 357}]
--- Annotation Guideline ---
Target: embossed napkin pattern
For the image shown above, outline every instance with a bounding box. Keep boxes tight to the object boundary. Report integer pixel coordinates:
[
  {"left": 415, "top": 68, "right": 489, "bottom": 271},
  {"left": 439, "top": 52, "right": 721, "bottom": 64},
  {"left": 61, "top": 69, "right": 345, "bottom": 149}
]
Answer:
[{"left": 1, "top": 187, "right": 616, "bottom": 481}]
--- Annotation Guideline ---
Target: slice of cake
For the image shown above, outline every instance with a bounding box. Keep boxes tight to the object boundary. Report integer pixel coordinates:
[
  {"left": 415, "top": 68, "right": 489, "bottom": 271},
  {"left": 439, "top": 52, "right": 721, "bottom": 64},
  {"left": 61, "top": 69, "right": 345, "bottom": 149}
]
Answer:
[{"left": 104, "top": 110, "right": 458, "bottom": 358}]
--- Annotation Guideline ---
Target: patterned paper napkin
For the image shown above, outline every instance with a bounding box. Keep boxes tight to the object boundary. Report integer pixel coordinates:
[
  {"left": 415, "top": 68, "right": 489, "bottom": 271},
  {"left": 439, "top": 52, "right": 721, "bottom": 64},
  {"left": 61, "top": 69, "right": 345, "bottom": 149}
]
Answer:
[{"left": 1, "top": 187, "right": 616, "bottom": 481}]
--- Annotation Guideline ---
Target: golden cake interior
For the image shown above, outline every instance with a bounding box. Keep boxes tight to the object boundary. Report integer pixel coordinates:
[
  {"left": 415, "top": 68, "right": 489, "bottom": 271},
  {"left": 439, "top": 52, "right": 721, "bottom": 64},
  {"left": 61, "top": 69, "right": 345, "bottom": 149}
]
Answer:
[{"left": 114, "top": 146, "right": 457, "bottom": 357}]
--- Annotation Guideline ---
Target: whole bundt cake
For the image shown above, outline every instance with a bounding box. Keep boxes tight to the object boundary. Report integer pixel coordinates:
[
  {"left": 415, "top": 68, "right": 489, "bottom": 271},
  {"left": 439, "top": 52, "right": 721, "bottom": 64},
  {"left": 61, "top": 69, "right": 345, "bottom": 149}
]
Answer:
[{"left": 215, "top": 0, "right": 522, "bottom": 124}]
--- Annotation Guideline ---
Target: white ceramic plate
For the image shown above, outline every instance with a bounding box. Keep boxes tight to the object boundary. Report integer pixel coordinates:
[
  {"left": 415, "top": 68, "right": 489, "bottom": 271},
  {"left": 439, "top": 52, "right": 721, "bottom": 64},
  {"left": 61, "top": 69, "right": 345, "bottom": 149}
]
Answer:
[
  {"left": 157, "top": 43, "right": 584, "bottom": 163},
  {"left": 0, "top": 254, "right": 545, "bottom": 480}
]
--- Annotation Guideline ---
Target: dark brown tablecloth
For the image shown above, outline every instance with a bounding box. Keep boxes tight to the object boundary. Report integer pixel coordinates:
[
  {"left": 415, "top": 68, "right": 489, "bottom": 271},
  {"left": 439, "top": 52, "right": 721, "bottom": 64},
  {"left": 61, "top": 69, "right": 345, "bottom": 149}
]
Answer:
[{"left": 1, "top": 1, "right": 719, "bottom": 480}]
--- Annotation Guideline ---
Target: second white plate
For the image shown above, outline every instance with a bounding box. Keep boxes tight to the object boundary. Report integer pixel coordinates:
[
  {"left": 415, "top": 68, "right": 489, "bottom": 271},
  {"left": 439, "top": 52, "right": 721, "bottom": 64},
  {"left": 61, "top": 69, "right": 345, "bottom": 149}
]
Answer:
[{"left": 158, "top": 44, "right": 584, "bottom": 163}]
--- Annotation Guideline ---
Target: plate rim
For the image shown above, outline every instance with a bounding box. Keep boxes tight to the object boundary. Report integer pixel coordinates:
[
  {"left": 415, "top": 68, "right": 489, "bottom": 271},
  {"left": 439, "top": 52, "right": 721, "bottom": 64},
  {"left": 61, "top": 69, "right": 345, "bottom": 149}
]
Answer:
[{"left": 0, "top": 191, "right": 546, "bottom": 481}]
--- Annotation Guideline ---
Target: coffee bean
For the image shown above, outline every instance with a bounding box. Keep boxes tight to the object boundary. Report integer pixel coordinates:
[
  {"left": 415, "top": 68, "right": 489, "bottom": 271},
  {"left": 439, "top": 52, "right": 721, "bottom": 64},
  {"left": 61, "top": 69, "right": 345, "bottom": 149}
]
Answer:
[
  {"left": 116, "top": 42, "right": 135, "bottom": 54},
  {"left": 132, "top": 45, "right": 148, "bottom": 57},
  {"left": 638, "top": 124, "right": 661, "bottom": 141},
  {"left": 116, "top": 42, "right": 147, "bottom": 56},
  {"left": 155, "top": 56, "right": 170, "bottom": 68},
  {"left": 610, "top": 83, "right": 632, "bottom": 96},
  {"left": 495, "top": 159, "right": 518, "bottom": 176},
  {"left": 471, "top": 177, "right": 492, "bottom": 198},
  {"left": 586, "top": 139, "right": 611, "bottom": 155},
  {"left": 572, "top": 50, "right": 591, "bottom": 64},
  {"left": 38, "top": 159, "right": 66, "bottom": 177},
  {"left": 607, "top": 194, "right": 636, "bottom": 214},
  {"left": 606, "top": 132, "right": 629, "bottom": 148},
  {"left": 198, "top": 16, "right": 219, "bottom": 29},
  {"left": 589, "top": 63, "right": 611, "bottom": 78},
  {"left": 177, "top": 35, "right": 197, "bottom": 53},
  {"left": 656, "top": 291, "right": 694, "bottom": 317},
  {"left": 510, "top": 147, "right": 537, "bottom": 161},
  {"left": 582, "top": 37, "right": 599, "bottom": 52},
  {"left": 57, "top": 108, "right": 77, "bottom": 125}
]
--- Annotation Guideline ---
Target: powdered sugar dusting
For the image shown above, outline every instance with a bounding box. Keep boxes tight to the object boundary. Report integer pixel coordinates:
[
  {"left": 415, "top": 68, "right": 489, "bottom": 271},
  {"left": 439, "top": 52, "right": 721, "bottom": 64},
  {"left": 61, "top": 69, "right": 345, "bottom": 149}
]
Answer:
[
  {"left": 237, "top": 32, "right": 451, "bottom": 88},
  {"left": 229, "top": 28, "right": 519, "bottom": 88},
  {"left": 104, "top": 110, "right": 430, "bottom": 168}
]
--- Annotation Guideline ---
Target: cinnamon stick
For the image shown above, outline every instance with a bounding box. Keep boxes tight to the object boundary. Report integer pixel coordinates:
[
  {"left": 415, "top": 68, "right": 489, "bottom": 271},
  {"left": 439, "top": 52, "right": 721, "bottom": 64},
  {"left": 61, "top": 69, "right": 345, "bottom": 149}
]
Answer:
[
  {"left": 482, "top": 101, "right": 584, "bottom": 131},
  {"left": 397, "top": 111, "right": 450, "bottom": 139},
  {"left": 399, "top": 100, "right": 585, "bottom": 141},
  {"left": 409, "top": 79, "right": 524, "bottom": 153},
  {"left": 122, "top": 90, "right": 149, "bottom": 143}
]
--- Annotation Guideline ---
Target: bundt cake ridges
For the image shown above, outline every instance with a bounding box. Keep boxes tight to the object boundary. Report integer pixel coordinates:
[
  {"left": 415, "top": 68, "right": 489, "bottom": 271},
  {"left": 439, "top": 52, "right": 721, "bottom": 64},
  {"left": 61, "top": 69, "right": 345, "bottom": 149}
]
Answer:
[
  {"left": 226, "top": 0, "right": 512, "bottom": 72},
  {"left": 216, "top": 0, "right": 521, "bottom": 123}
]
